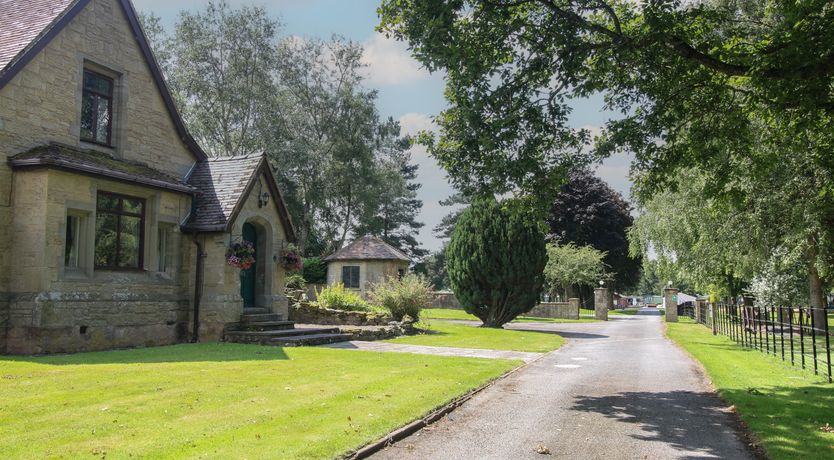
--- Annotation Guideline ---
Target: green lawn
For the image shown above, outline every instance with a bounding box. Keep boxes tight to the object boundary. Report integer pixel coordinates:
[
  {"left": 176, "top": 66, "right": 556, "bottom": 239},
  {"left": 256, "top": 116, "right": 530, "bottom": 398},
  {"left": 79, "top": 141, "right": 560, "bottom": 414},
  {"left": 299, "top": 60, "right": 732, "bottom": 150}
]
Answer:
[
  {"left": 388, "top": 319, "right": 565, "bottom": 352},
  {"left": 666, "top": 321, "right": 834, "bottom": 459},
  {"left": 423, "top": 308, "right": 597, "bottom": 323},
  {"left": 0, "top": 343, "right": 518, "bottom": 459}
]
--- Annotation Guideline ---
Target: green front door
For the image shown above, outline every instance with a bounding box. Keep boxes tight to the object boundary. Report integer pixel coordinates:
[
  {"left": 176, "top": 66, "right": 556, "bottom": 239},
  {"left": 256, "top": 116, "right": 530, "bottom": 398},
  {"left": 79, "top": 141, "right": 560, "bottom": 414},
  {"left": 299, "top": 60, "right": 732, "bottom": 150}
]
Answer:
[{"left": 240, "top": 223, "right": 257, "bottom": 309}]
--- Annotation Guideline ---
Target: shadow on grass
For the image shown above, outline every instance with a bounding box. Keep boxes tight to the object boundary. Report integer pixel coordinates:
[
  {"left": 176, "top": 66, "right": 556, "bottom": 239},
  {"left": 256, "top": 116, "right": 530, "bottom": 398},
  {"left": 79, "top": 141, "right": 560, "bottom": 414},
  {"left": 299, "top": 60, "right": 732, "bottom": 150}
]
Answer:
[
  {"left": 571, "top": 390, "right": 754, "bottom": 459},
  {"left": 1, "top": 342, "right": 290, "bottom": 365}
]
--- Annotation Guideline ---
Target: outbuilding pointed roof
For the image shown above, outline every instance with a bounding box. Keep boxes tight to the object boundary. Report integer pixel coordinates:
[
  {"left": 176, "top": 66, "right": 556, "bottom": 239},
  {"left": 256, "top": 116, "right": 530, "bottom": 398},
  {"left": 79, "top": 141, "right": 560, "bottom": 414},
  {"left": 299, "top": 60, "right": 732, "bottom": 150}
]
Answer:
[
  {"left": 0, "top": 0, "right": 207, "bottom": 161},
  {"left": 324, "top": 235, "right": 410, "bottom": 262},
  {"left": 184, "top": 154, "right": 296, "bottom": 241}
]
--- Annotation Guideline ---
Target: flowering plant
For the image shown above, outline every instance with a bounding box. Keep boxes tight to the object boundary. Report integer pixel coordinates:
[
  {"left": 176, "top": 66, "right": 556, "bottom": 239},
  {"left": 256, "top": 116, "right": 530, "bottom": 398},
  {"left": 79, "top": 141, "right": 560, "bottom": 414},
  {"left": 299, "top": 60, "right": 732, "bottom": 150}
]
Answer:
[
  {"left": 226, "top": 240, "right": 255, "bottom": 270},
  {"left": 281, "top": 243, "right": 303, "bottom": 272}
]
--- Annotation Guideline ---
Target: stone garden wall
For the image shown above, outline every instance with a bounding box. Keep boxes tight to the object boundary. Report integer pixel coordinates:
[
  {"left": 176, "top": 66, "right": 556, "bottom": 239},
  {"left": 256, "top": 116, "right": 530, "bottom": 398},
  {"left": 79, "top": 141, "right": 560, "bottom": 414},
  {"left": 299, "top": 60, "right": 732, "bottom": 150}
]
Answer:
[
  {"left": 289, "top": 300, "right": 393, "bottom": 326},
  {"left": 527, "top": 301, "right": 580, "bottom": 320},
  {"left": 429, "top": 291, "right": 462, "bottom": 309}
]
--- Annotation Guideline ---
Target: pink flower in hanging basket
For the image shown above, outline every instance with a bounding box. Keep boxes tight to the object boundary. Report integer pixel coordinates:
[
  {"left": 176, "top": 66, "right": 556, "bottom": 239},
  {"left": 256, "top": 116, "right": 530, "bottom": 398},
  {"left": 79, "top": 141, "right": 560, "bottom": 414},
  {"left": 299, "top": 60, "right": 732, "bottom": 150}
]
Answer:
[{"left": 226, "top": 241, "right": 256, "bottom": 270}]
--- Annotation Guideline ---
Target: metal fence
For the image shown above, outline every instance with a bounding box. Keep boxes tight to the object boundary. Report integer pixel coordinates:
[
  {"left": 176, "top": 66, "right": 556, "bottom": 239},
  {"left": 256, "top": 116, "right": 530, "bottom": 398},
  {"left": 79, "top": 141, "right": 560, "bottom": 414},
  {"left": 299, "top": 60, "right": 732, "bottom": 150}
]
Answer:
[{"left": 694, "top": 303, "right": 832, "bottom": 383}]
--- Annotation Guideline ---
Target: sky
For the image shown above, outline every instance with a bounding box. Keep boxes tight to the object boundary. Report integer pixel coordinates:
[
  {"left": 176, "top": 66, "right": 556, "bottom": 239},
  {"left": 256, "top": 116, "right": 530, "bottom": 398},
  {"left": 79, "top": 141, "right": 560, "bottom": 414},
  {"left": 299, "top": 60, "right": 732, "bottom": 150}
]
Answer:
[{"left": 133, "top": 0, "right": 633, "bottom": 252}]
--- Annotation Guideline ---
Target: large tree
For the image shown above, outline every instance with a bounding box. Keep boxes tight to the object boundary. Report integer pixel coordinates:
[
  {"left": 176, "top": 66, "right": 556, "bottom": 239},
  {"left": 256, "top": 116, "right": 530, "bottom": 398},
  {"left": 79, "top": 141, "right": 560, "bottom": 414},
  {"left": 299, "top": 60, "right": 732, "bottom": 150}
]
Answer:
[
  {"left": 379, "top": 1, "right": 834, "bottom": 323},
  {"left": 447, "top": 199, "right": 547, "bottom": 327},
  {"left": 543, "top": 243, "right": 608, "bottom": 302},
  {"left": 142, "top": 7, "right": 425, "bottom": 257},
  {"left": 548, "top": 169, "right": 640, "bottom": 291}
]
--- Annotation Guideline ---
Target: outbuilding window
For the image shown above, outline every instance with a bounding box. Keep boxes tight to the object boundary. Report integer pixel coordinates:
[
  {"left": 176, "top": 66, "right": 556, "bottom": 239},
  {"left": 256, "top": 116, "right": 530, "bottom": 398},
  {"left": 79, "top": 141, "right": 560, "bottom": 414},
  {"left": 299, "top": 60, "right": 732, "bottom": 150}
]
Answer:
[
  {"left": 342, "top": 266, "right": 360, "bottom": 289},
  {"left": 95, "top": 192, "right": 145, "bottom": 269},
  {"left": 81, "top": 69, "right": 114, "bottom": 146}
]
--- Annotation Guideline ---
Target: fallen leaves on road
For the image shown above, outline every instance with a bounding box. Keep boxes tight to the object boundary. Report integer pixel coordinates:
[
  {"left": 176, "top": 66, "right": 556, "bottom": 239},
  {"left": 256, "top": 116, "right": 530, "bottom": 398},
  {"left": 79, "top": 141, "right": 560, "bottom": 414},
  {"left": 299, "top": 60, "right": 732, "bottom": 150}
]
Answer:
[{"left": 535, "top": 444, "right": 552, "bottom": 455}]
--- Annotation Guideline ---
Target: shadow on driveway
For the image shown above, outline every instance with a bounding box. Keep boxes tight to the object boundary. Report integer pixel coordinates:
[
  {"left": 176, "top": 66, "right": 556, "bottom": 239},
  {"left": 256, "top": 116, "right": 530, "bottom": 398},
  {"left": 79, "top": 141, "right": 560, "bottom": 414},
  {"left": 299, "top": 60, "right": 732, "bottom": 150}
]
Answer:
[{"left": 571, "top": 390, "right": 747, "bottom": 458}]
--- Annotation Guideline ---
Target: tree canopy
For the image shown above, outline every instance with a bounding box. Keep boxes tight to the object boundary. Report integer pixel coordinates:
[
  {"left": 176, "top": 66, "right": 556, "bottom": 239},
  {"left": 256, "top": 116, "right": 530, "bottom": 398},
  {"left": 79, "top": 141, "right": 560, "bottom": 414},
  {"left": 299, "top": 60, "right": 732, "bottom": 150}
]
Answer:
[
  {"left": 141, "top": 5, "right": 426, "bottom": 258},
  {"left": 379, "top": 1, "right": 834, "bottom": 320},
  {"left": 548, "top": 169, "right": 640, "bottom": 290},
  {"left": 543, "top": 243, "right": 608, "bottom": 301}
]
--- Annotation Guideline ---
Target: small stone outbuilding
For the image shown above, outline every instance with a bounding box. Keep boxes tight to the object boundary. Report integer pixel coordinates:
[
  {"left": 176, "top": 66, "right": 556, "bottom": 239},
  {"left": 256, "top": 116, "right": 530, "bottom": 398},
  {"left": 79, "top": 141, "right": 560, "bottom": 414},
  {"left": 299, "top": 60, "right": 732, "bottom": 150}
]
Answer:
[{"left": 324, "top": 236, "right": 410, "bottom": 297}]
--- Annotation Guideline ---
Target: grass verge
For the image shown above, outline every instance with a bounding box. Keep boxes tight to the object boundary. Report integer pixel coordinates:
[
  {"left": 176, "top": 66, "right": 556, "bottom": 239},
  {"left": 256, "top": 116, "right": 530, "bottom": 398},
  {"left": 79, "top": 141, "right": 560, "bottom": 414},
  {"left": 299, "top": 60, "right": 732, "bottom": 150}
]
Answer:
[
  {"left": 0, "top": 343, "right": 518, "bottom": 459},
  {"left": 388, "top": 319, "right": 565, "bottom": 353},
  {"left": 666, "top": 321, "right": 834, "bottom": 459},
  {"left": 423, "top": 308, "right": 597, "bottom": 323}
]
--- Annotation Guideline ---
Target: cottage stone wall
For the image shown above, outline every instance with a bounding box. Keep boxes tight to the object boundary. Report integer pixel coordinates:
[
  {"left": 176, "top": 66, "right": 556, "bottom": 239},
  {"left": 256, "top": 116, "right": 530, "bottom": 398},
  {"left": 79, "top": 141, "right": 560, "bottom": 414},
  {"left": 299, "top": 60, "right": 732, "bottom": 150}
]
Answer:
[
  {"left": 196, "top": 172, "right": 290, "bottom": 341},
  {"left": 326, "top": 259, "right": 409, "bottom": 297},
  {"left": 3, "top": 169, "right": 194, "bottom": 354},
  {"left": 0, "top": 0, "right": 203, "bottom": 353}
]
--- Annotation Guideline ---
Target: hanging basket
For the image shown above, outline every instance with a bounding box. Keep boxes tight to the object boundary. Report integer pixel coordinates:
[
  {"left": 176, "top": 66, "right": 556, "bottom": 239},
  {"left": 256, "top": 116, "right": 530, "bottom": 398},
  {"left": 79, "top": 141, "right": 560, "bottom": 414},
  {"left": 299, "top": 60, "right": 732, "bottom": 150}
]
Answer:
[
  {"left": 280, "top": 243, "right": 303, "bottom": 272},
  {"left": 226, "top": 240, "right": 255, "bottom": 270}
]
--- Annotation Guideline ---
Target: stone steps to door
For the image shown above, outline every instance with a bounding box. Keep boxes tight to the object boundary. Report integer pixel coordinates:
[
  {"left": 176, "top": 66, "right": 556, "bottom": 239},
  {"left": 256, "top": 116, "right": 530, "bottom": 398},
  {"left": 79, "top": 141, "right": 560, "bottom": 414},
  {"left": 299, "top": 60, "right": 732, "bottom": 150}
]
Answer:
[
  {"left": 239, "top": 313, "right": 284, "bottom": 323},
  {"left": 229, "top": 320, "right": 297, "bottom": 332}
]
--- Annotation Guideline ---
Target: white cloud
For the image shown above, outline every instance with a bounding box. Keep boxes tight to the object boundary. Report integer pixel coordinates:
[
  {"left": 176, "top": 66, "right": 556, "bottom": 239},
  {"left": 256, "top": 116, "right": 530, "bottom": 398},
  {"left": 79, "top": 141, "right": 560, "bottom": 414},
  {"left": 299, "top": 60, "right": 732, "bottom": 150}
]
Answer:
[
  {"left": 398, "top": 112, "right": 437, "bottom": 137},
  {"left": 362, "top": 33, "right": 430, "bottom": 86}
]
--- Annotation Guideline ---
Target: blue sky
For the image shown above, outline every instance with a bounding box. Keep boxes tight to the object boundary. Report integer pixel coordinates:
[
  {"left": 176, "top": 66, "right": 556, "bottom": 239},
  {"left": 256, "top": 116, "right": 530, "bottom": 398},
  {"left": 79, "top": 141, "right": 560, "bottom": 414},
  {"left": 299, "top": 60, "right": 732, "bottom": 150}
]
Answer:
[{"left": 134, "top": 0, "right": 632, "bottom": 252}]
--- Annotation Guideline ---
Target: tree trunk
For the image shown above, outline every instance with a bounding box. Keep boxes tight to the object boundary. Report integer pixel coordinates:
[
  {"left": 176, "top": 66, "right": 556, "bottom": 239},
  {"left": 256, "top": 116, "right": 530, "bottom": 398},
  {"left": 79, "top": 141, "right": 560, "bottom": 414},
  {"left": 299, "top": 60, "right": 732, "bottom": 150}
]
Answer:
[{"left": 807, "top": 245, "right": 828, "bottom": 331}]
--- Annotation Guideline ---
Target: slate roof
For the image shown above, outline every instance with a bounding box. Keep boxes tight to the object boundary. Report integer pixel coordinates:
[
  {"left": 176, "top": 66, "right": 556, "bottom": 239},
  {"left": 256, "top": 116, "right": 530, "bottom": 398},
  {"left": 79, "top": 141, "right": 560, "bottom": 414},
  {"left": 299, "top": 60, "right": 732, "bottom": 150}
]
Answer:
[
  {"left": 9, "top": 143, "right": 195, "bottom": 194},
  {"left": 324, "top": 235, "right": 411, "bottom": 262},
  {"left": 184, "top": 154, "right": 296, "bottom": 240},
  {"left": 0, "top": 0, "right": 75, "bottom": 73}
]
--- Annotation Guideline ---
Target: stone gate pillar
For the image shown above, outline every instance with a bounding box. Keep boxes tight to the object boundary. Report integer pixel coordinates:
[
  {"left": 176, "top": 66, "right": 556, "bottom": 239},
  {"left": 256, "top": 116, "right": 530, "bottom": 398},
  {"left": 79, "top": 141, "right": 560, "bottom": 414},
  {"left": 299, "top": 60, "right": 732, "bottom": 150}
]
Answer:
[
  {"left": 594, "top": 288, "right": 609, "bottom": 321},
  {"left": 665, "top": 287, "right": 678, "bottom": 323},
  {"left": 568, "top": 297, "right": 580, "bottom": 316}
]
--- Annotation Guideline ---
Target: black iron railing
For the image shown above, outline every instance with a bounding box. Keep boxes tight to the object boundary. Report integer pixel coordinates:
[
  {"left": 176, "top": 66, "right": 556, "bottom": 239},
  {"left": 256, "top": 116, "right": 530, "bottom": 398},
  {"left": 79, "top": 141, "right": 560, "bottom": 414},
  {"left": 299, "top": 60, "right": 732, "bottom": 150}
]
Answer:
[{"left": 695, "top": 303, "right": 832, "bottom": 383}]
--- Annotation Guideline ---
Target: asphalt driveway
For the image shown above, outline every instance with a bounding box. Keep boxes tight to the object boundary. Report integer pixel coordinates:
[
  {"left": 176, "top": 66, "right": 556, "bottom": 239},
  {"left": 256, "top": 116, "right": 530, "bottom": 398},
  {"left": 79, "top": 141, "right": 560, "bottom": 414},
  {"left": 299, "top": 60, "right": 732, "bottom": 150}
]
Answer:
[{"left": 371, "top": 309, "right": 753, "bottom": 460}]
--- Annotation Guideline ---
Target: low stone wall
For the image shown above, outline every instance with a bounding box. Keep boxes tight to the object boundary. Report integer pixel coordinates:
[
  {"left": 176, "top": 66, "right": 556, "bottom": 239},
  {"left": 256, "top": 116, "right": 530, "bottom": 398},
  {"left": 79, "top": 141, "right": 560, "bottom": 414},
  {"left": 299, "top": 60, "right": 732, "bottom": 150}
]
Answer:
[
  {"left": 429, "top": 291, "right": 462, "bottom": 310},
  {"left": 289, "top": 301, "right": 392, "bottom": 326},
  {"left": 338, "top": 322, "right": 416, "bottom": 341},
  {"left": 527, "top": 301, "right": 579, "bottom": 320}
]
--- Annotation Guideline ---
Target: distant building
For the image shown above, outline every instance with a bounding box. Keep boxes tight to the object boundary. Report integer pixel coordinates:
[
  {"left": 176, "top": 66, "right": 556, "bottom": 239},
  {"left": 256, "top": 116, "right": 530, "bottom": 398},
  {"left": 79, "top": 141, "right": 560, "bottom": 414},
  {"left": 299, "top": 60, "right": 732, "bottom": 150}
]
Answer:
[{"left": 324, "top": 236, "right": 410, "bottom": 296}]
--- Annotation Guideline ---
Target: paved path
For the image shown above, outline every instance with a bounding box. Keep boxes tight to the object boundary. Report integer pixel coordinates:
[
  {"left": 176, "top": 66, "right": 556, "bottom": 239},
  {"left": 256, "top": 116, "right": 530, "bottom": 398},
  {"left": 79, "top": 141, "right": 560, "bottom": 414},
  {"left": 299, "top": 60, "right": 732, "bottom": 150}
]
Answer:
[
  {"left": 320, "top": 341, "right": 542, "bottom": 363},
  {"left": 372, "top": 309, "right": 753, "bottom": 460}
]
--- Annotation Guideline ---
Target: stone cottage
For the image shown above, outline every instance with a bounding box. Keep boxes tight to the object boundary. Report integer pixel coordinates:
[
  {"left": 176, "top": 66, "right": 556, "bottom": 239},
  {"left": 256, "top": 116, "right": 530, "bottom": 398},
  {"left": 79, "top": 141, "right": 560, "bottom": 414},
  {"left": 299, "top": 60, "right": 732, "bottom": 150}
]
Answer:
[
  {"left": 324, "top": 236, "right": 410, "bottom": 297},
  {"left": 0, "top": 0, "right": 297, "bottom": 354}
]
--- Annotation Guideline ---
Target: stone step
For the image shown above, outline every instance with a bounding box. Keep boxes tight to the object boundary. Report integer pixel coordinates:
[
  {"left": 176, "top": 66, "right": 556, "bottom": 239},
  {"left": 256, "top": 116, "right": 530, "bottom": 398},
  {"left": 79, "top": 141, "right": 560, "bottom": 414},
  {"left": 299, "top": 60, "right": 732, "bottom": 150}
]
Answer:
[
  {"left": 230, "top": 321, "right": 296, "bottom": 332},
  {"left": 271, "top": 333, "right": 353, "bottom": 347},
  {"left": 227, "top": 327, "right": 340, "bottom": 339},
  {"left": 240, "top": 313, "right": 283, "bottom": 323},
  {"left": 243, "top": 308, "right": 271, "bottom": 315}
]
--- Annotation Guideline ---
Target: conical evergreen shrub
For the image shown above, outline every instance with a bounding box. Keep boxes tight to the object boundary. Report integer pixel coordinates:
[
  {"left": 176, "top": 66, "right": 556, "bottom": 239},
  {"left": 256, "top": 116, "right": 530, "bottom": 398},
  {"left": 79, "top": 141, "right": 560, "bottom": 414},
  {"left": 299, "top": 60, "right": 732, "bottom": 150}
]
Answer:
[{"left": 446, "top": 199, "right": 547, "bottom": 327}]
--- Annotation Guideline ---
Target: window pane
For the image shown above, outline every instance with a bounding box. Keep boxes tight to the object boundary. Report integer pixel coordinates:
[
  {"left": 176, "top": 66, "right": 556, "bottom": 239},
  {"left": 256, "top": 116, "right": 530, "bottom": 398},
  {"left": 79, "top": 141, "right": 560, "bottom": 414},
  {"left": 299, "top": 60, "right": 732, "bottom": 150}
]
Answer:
[
  {"left": 119, "top": 216, "right": 142, "bottom": 268},
  {"left": 157, "top": 227, "right": 168, "bottom": 272},
  {"left": 351, "top": 267, "right": 360, "bottom": 288},
  {"left": 95, "top": 97, "right": 110, "bottom": 144},
  {"left": 342, "top": 267, "right": 350, "bottom": 286},
  {"left": 84, "top": 71, "right": 112, "bottom": 95},
  {"left": 123, "top": 198, "right": 143, "bottom": 215},
  {"left": 81, "top": 94, "right": 95, "bottom": 140},
  {"left": 97, "top": 194, "right": 119, "bottom": 211},
  {"left": 65, "top": 216, "right": 79, "bottom": 268},
  {"left": 95, "top": 213, "right": 118, "bottom": 267}
]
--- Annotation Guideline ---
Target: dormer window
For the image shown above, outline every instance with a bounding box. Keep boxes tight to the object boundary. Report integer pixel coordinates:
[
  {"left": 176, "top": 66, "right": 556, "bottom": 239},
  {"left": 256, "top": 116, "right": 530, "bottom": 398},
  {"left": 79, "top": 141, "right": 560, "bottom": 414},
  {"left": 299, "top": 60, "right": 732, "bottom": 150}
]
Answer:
[{"left": 81, "top": 69, "right": 114, "bottom": 146}]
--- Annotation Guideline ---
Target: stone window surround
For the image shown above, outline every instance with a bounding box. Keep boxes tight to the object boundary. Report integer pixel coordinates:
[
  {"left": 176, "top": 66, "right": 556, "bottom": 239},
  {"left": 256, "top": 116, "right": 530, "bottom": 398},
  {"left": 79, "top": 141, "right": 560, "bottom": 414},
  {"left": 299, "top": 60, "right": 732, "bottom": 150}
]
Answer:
[
  {"left": 74, "top": 56, "right": 129, "bottom": 156},
  {"left": 59, "top": 179, "right": 181, "bottom": 283}
]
